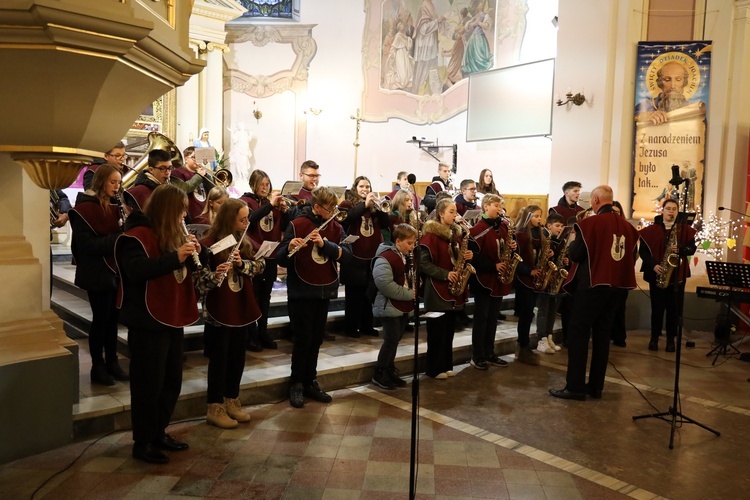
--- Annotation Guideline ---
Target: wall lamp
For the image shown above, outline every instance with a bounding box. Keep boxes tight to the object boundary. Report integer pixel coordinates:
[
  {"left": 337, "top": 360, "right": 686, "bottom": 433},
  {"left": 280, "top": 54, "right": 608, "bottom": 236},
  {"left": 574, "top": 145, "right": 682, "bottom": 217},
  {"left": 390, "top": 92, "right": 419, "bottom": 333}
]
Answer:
[{"left": 556, "top": 90, "right": 586, "bottom": 107}]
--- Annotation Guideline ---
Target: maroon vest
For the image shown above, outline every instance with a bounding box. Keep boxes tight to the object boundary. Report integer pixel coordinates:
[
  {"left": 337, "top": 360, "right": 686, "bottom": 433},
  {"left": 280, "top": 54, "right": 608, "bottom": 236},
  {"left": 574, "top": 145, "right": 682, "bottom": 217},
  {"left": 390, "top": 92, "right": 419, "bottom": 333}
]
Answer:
[
  {"left": 565, "top": 212, "right": 638, "bottom": 289},
  {"left": 69, "top": 200, "right": 122, "bottom": 273},
  {"left": 515, "top": 227, "right": 541, "bottom": 290},
  {"left": 171, "top": 167, "right": 206, "bottom": 219},
  {"left": 242, "top": 194, "right": 284, "bottom": 249},
  {"left": 379, "top": 248, "right": 414, "bottom": 313},
  {"left": 294, "top": 187, "right": 313, "bottom": 201},
  {"left": 290, "top": 216, "right": 342, "bottom": 286},
  {"left": 550, "top": 203, "right": 585, "bottom": 226},
  {"left": 386, "top": 188, "right": 421, "bottom": 209},
  {"left": 419, "top": 227, "right": 466, "bottom": 306},
  {"left": 341, "top": 202, "right": 383, "bottom": 260},
  {"left": 200, "top": 235, "right": 261, "bottom": 326},
  {"left": 470, "top": 218, "right": 507, "bottom": 297},
  {"left": 639, "top": 222, "right": 696, "bottom": 283},
  {"left": 118, "top": 226, "right": 200, "bottom": 327},
  {"left": 125, "top": 184, "right": 154, "bottom": 211}
]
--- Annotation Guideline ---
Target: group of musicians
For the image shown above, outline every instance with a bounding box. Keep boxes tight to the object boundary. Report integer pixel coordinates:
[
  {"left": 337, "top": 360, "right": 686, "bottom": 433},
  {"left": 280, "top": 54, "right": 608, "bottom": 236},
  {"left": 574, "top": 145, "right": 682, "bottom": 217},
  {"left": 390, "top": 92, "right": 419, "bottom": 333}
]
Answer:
[{"left": 66, "top": 148, "right": 695, "bottom": 463}]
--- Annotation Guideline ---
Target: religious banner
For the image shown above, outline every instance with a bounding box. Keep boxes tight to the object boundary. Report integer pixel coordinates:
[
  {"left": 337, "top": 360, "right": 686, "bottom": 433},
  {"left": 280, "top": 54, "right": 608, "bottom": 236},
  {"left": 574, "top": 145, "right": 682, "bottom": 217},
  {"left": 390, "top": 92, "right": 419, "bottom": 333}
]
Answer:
[{"left": 632, "top": 41, "right": 712, "bottom": 220}]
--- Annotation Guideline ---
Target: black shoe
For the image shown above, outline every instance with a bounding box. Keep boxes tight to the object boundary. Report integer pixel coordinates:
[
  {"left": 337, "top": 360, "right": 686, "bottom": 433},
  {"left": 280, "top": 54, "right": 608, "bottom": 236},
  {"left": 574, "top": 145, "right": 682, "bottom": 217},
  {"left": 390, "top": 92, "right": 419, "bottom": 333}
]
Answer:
[
  {"left": 304, "top": 380, "right": 332, "bottom": 403},
  {"left": 549, "top": 387, "right": 586, "bottom": 401},
  {"left": 153, "top": 434, "right": 189, "bottom": 451},
  {"left": 648, "top": 340, "right": 658, "bottom": 351},
  {"left": 246, "top": 340, "right": 263, "bottom": 352},
  {"left": 665, "top": 339, "right": 676, "bottom": 353},
  {"left": 289, "top": 382, "right": 305, "bottom": 408},
  {"left": 470, "top": 358, "right": 489, "bottom": 370},
  {"left": 106, "top": 360, "right": 130, "bottom": 381},
  {"left": 612, "top": 340, "right": 627, "bottom": 348},
  {"left": 259, "top": 334, "right": 278, "bottom": 349},
  {"left": 405, "top": 324, "right": 414, "bottom": 332},
  {"left": 372, "top": 369, "right": 396, "bottom": 390},
  {"left": 324, "top": 333, "right": 336, "bottom": 341},
  {"left": 132, "top": 443, "right": 168, "bottom": 464},
  {"left": 498, "top": 313, "right": 507, "bottom": 321},
  {"left": 361, "top": 328, "right": 379, "bottom": 337},
  {"left": 586, "top": 385, "right": 602, "bottom": 399},
  {"left": 487, "top": 354, "right": 509, "bottom": 367},
  {"left": 346, "top": 330, "right": 361, "bottom": 339},
  {"left": 90, "top": 365, "right": 115, "bottom": 386},
  {"left": 387, "top": 367, "right": 407, "bottom": 387}
]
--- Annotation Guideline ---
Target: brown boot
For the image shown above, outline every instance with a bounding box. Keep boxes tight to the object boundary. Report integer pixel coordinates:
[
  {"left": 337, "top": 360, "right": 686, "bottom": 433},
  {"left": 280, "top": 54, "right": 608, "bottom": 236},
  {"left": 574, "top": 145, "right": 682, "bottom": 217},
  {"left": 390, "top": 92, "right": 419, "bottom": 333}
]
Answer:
[
  {"left": 515, "top": 346, "right": 540, "bottom": 365},
  {"left": 207, "top": 403, "right": 238, "bottom": 429},
  {"left": 223, "top": 397, "right": 251, "bottom": 423}
]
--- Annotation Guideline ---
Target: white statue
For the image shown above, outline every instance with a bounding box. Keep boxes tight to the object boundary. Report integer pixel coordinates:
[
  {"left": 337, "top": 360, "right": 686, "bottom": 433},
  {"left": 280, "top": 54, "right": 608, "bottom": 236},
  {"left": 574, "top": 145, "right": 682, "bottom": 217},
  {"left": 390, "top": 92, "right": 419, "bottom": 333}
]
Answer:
[{"left": 227, "top": 122, "right": 253, "bottom": 193}]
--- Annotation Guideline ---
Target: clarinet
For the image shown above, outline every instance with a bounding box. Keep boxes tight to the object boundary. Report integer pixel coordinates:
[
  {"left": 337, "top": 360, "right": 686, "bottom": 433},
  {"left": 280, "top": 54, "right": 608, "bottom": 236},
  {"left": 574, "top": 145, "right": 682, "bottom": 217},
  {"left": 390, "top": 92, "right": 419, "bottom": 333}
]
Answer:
[
  {"left": 180, "top": 219, "right": 203, "bottom": 270},
  {"left": 215, "top": 224, "right": 249, "bottom": 288},
  {"left": 115, "top": 192, "right": 128, "bottom": 229}
]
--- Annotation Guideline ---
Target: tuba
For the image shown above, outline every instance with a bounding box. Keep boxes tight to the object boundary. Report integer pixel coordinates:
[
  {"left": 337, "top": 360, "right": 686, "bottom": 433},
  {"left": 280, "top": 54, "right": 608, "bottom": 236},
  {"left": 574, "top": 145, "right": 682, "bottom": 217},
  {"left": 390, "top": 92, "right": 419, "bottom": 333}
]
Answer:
[{"left": 121, "top": 132, "right": 183, "bottom": 190}]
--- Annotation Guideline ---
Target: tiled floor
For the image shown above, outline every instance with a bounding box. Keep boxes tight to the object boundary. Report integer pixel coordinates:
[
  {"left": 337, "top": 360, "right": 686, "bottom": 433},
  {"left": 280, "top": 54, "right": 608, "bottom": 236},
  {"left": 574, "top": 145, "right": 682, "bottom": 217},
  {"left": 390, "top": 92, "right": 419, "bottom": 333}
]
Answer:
[{"left": 2, "top": 327, "right": 749, "bottom": 499}]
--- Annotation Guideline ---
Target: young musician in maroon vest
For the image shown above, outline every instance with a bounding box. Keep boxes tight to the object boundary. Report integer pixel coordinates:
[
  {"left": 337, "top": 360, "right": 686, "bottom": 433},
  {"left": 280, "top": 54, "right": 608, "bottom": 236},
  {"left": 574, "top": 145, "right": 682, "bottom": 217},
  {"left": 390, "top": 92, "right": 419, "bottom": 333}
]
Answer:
[
  {"left": 240, "top": 169, "right": 289, "bottom": 351},
  {"left": 535, "top": 212, "right": 567, "bottom": 354},
  {"left": 514, "top": 205, "right": 549, "bottom": 365},
  {"left": 339, "top": 176, "right": 390, "bottom": 338},
  {"left": 550, "top": 185, "right": 638, "bottom": 401},
  {"left": 200, "top": 199, "right": 265, "bottom": 429},
  {"left": 386, "top": 172, "right": 421, "bottom": 211},
  {"left": 193, "top": 186, "right": 228, "bottom": 225},
  {"left": 276, "top": 187, "right": 352, "bottom": 408},
  {"left": 638, "top": 198, "right": 697, "bottom": 352},
  {"left": 454, "top": 179, "right": 478, "bottom": 216},
  {"left": 69, "top": 164, "right": 129, "bottom": 386},
  {"left": 423, "top": 162, "right": 453, "bottom": 212},
  {"left": 468, "top": 194, "right": 514, "bottom": 370},
  {"left": 82, "top": 141, "right": 129, "bottom": 191},
  {"left": 115, "top": 184, "right": 209, "bottom": 464},
  {"left": 419, "top": 199, "right": 472, "bottom": 379},
  {"left": 124, "top": 149, "right": 172, "bottom": 212},
  {"left": 371, "top": 223, "right": 418, "bottom": 389},
  {"left": 549, "top": 181, "right": 586, "bottom": 225},
  {"left": 170, "top": 146, "right": 212, "bottom": 220}
]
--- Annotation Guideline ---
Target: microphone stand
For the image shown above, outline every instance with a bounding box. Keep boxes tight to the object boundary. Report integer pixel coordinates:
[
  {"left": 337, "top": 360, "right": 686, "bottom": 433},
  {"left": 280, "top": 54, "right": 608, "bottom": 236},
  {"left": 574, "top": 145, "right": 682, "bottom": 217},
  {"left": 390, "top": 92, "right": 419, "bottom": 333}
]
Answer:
[{"left": 633, "top": 176, "right": 720, "bottom": 448}]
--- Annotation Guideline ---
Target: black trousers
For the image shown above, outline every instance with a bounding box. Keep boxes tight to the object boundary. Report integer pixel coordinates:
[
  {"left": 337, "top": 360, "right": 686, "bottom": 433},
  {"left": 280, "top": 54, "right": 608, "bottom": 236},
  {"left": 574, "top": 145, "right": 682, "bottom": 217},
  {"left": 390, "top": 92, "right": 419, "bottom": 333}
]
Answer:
[
  {"left": 471, "top": 287, "right": 502, "bottom": 361},
  {"left": 250, "top": 262, "right": 277, "bottom": 339},
  {"left": 649, "top": 282, "right": 684, "bottom": 340},
  {"left": 289, "top": 298, "right": 329, "bottom": 386},
  {"left": 344, "top": 283, "right": 374, "bottom": 334},
  {"left": 376, "top": 314, "right": 409, "bottom": 370},
  {"left": 515, "top": 284, "right": 537, "bottom": 347},
  {"left": 205, "top": 323, "right": 248, "bottom": 404},
  {"left": 565, "top": 287, "right": 626, "bottom": 393},
  {"left": 558, "top": 294, "right": 574, "bottom": 344},
  {"left": 87, "top": 290, "right": 119, "bottom": 366},
  {"left": 128, "top": 327, "right": 183, "bottom": 445},
  {"left": 611, "top": 291, "right": 628, "bottom": 344},
  {"left": 426, "top": 311, "right": 456, "bottom": 377}
]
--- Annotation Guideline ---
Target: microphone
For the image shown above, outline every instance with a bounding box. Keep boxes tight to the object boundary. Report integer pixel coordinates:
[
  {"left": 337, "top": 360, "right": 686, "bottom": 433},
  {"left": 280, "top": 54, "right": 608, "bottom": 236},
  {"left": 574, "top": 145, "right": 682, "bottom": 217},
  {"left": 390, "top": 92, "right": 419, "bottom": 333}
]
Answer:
[
  {"left": 718, "top": 206, "right": 749, "bottom": 218},
  {"left": 407, "top": 173, "right": 417, "bottom": 185},
  {"left": 669, "top": 164, "right": 685, "bottom": 186}
]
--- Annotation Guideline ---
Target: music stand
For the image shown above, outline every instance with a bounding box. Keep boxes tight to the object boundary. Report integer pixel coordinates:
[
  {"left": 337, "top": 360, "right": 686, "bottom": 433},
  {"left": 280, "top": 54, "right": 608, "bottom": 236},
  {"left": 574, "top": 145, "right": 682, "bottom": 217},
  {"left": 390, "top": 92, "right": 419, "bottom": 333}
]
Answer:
[{"left": 704, "top": 261, "right": 750, "bottom": 364}]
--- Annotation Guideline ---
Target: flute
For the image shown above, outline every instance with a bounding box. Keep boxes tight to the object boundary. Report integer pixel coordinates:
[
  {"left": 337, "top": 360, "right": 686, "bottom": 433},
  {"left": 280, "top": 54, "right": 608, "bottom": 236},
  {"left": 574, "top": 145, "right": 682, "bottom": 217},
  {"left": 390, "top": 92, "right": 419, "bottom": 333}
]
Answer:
[
  {"left": 181, "top": 220, "right": 203, "bottom": 270},
  {"left": 216, "top": 223, "right": 249, "bottom": 288},
  {"left": 288, "top": 208, "right": 340, "bottom": 257}
]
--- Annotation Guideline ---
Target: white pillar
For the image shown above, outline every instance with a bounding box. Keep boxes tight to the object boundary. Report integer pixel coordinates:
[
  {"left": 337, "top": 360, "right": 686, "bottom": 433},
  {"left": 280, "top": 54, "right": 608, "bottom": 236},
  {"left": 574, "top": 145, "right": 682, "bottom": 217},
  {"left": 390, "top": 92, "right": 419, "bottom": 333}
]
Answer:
[{"left": 203, "top": 44, "right": 227, "bottom": 155}]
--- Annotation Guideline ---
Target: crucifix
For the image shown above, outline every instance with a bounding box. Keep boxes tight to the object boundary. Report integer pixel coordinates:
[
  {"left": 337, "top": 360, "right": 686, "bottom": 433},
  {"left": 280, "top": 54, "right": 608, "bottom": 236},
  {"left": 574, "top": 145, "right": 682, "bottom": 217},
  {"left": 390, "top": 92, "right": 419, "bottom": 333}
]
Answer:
[{"left": 350, "top": 108, "right": 364, "bottom": 179}]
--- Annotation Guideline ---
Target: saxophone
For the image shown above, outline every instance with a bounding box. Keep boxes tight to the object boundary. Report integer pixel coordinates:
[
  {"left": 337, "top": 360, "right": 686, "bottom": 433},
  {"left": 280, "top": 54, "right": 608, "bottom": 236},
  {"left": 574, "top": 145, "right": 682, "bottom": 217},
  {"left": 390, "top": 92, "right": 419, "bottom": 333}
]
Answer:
[
  {"left": 655, "top": 223, "right": 680, "bottom": 289},
  {"left": 498, "top": 216, "right": 522, "bottom": 284},
  {"left": 533, "top": 228, "right": 557, "bottom": 291},
  {"left": 547, "top": 234, "right": 571, "bottom": 294},
  {"left": 448, "top": 223, "right": 476, "bottom": 296},
  {"left": 115, "top": 192, "right": 128, "bottom": 229}
]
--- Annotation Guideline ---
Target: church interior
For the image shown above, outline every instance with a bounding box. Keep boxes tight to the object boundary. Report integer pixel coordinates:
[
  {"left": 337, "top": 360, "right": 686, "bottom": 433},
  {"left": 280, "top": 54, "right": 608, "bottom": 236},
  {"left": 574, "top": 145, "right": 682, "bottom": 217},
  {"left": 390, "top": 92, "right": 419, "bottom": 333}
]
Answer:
[{"left": 1, "top": 0, "right": 749, "bottom": 498}]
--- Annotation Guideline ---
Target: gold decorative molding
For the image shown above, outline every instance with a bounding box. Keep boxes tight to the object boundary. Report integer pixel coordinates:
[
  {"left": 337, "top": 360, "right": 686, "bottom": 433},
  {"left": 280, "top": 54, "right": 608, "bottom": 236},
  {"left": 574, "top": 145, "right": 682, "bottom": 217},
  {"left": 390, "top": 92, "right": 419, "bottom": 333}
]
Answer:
[
  {"left": 224, "top": 23, "right": 317, "bottom": 99},
  {"left": 11, "top": 155, "right": 90, "bottom": 190}
]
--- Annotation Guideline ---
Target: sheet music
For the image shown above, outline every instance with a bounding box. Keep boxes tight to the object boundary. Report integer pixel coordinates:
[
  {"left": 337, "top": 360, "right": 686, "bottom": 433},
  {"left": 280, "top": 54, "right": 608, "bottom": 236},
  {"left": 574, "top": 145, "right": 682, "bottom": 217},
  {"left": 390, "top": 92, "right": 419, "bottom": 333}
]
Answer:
[
  {"left": 209, "top": 234, "right": 237, "bottom": 254},
  {"left": 254, "top": 240, "right": 280, "bottom": 259},
  {"left": 341, "top": 235, "right": 360, "bottom": 244}
]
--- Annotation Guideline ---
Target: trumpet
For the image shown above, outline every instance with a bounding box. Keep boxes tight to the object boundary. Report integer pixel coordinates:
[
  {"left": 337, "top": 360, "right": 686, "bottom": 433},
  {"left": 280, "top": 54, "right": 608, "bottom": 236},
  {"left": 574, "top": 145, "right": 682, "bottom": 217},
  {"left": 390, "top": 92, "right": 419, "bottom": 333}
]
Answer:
[
  {"left": 280, "top": 196, "right": 309, "bottom": 208},
  {"left": 195, "top": 168, "right": 233, "bottom": 189},
  {"left": 369, "top": 195, "right": 392, "bottom": 213},
  {"left": 288, "top": 207, "right": 341, "bottom": 257}
]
